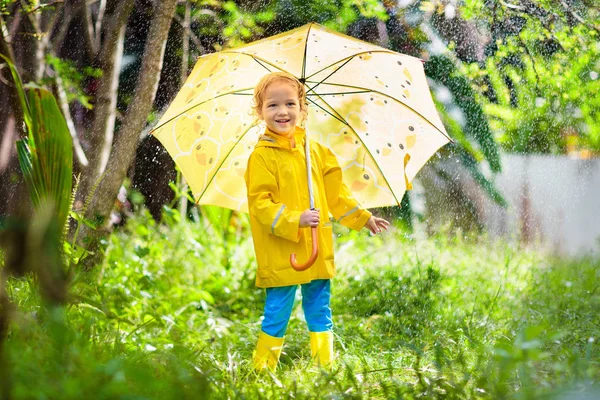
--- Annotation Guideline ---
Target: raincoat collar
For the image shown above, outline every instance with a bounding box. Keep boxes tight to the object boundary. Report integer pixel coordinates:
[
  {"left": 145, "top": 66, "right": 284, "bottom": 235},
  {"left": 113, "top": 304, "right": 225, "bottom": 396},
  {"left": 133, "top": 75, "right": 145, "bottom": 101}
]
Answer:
[{"left": 257, "top": 126, "right": 306, "bottom": 151}]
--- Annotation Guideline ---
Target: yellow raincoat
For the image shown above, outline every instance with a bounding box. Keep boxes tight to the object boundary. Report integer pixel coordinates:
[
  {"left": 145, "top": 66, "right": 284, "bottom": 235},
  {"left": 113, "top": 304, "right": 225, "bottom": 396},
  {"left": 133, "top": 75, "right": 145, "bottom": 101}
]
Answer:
[{"left": 245, "top": 126, "right": 372, "bottom": 288}]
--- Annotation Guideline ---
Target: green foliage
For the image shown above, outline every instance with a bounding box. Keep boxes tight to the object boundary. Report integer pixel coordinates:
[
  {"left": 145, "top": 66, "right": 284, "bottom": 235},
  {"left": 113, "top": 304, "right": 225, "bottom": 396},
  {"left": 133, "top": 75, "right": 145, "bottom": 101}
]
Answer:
[
  {"left": 1, "top": 55, "right": 73, "bottom": 235},
  {"left": 459, "top": 1, "right": 600, "bottom": 154},
  {"left": 213, "top": 0, "right": 388, "bottom": 49},
  {"left": 2, "top": 209, "right": 599, "bottom": 398},
  {"left": 0, "top": 0, "right": 16, "bottom": 14},
  {"left": 45, "top": 56, "right": 103, "bottom": 110},
  {"left": 426, "top": 55, "right": 501, "bottom": 173}
]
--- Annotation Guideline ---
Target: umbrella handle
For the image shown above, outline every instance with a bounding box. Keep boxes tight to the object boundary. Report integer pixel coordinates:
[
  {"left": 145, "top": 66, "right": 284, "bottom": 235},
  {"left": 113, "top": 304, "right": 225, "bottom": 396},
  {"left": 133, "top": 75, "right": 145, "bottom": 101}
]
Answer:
[{"left": 290, "top": 227, "right": 318, "bottom": 271}]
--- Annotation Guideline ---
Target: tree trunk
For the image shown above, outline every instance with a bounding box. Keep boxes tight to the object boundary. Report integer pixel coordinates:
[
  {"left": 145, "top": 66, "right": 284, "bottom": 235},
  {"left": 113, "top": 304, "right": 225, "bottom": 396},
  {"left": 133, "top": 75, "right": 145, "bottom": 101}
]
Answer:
[
  {"left": 178, "top": 0, "right": 191, "bottom": 218},
  {"left": 80, "top": 0, "right": 179, "bottom": 265},
  {"left": 75, "top": 0, "right": 135, "bottom": 208}
]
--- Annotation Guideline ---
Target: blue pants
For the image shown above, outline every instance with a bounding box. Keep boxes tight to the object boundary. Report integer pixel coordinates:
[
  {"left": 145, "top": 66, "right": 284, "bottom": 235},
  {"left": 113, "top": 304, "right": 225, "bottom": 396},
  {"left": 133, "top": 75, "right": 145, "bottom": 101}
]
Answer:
[{"left": 261, "top": 279, "right": 332, "bottom": 338}]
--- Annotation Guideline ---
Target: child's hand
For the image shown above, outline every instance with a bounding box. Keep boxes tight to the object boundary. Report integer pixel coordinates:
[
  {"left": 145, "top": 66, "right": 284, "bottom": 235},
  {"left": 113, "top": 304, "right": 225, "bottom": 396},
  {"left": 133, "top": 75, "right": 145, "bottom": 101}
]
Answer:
[
  {"left": 299, "top": 209, "right": 320, "bottom": 227},
  {"left": 365, "top": 216, "right": 390, "bottom": 235}
]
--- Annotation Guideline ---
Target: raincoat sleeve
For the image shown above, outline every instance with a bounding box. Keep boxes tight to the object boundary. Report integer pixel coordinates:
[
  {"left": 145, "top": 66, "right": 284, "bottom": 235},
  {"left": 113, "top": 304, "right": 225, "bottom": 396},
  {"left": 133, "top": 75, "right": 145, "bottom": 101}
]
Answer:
[
  {"left": 322, "top": 147, "right": 372, "bottom": 231},
  {"left": 245, "top": 152, "right": 302, "bottom": 242}
]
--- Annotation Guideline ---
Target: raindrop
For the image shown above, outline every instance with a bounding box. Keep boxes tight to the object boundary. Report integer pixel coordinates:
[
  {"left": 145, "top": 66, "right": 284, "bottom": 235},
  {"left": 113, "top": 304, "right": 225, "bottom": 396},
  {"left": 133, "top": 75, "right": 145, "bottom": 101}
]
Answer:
[
  {"left": 384, "top": 100, "right": 388, "bottom": 104},
  {"left": 196, "top": 144, "right": 202, "bottom": 150},
  {"left": 387, "top": 143, "right": 392, "bottom": 147},
  {"left": 399, "top": 143, "right": 404, "bottom": 150},
  {"left": 209, "top": 158, "right": 214, "bottom": 164},
  {"left": 409, "top": 126, "right": 414, "bottom": 131},
  {"left": 196, "top": 115, "right": 202, "bottom": 119},
  {"left": 397, "top": 61, "right": 402, "bottom": 65},
  {"left": 406, "top": 80, "right": 411, "bottom": 85},
  {"left": 376, "top": 149, "right": 380, "bottom": 154}
]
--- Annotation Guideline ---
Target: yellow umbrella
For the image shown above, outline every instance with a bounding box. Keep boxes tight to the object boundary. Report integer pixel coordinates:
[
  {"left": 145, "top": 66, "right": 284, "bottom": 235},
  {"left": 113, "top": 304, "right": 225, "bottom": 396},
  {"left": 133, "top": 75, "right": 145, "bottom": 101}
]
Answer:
[{"left": 152, "top": 22, "right": 450, "bottom": 214}]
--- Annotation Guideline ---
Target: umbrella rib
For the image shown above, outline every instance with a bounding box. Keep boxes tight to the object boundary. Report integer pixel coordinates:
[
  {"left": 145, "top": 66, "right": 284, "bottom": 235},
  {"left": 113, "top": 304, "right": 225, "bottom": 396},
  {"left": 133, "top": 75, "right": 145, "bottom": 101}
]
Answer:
[
  {"left": 308, "top": 56, "right": 355, "bottom": 93},
  {"left": 305, "top": 80, "right": 452, "bottom": 142},
  {"left": 305, "top": 97, "right": 347, "bottom": 125},
  {"left": 252, "top": 57, "right": 274, "bottom": 72},
  {"left": 150, "top": 87, "right": 255, "bottom": 133},
  {"left": 195, "top": 119, "right": 260, "bottom": 204},
  {"left": 220, "top": 50, "right": 297, "bottom": 77},
  {"left": 307, "top": 90, "right": 371, "bottom": 96},
  {"left": 306, "top": 93, "right": 403, "bottom": 207},
  {"left": 304, "top": 49, "right": 398, "bottom": 81},
  {"left": 301, "top": 23, "right": 314, "bottom": 81}
]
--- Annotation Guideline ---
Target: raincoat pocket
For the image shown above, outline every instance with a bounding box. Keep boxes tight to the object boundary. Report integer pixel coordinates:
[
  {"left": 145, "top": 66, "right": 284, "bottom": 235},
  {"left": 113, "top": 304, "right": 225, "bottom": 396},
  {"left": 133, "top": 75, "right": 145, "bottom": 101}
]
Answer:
[{"left": 265, "top": 231, "right": 305, "bottom": 273}]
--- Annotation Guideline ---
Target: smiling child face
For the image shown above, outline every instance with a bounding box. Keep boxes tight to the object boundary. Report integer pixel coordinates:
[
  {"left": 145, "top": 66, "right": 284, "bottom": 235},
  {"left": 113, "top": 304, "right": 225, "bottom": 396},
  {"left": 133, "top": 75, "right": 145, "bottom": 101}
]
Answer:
[{"left": 259, "top": 80, "right": 300, "bottom": 137}]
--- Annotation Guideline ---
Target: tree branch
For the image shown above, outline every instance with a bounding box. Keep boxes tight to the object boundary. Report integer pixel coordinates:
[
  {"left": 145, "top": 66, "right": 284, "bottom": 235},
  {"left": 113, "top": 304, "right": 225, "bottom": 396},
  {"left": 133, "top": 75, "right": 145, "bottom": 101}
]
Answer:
[
  {"left": 82, "top": 0, "right": 97, "bottom": 60},
  {"left": 173, "top": 12, "right": 206, "bottom": 54},
  {"left": 23, "top": 0, "right": 64, "bottom": 15},
  {"left": 0, "top": 16, "right": 16, "bottom": 63},
  {"left": 91, "top": 0, "right": 179, "bottom": 219},
  {"left": 559, "top": 0, "right": 600, "bottom": 34},
  {"left": 48, "top": 62, "right": 89, "bottom": 167},
  {"left": 94, "top": 0, "right": 107, "bottom": 52}
]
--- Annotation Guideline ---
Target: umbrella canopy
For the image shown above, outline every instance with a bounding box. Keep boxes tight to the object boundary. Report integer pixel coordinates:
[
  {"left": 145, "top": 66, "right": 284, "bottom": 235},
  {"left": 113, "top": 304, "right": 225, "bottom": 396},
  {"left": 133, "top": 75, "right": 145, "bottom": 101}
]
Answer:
[{"left": 152, "top": 22, "right": 450, "bottom": 213}]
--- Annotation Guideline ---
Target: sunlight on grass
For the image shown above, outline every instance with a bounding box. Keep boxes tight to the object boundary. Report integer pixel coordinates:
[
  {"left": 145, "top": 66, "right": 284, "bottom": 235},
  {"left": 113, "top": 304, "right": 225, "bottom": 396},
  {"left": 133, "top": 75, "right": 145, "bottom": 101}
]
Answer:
[{"left": 1, "top": 208, "right": 599, "bottom": 398}]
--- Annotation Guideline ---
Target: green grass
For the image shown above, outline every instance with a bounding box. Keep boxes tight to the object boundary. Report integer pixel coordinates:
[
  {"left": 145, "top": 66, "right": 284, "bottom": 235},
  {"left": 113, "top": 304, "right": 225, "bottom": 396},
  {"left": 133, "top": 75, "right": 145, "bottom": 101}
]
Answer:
[{"left": 1, "top": 208, "right": 599, "bottom": 398}]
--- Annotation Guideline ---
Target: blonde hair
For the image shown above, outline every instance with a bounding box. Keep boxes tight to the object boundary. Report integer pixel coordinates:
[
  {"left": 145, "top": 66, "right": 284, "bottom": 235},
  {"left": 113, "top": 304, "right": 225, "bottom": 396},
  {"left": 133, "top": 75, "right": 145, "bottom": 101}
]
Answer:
[{"left": 252, "top": 72, "right": 308, "bottom": 122}]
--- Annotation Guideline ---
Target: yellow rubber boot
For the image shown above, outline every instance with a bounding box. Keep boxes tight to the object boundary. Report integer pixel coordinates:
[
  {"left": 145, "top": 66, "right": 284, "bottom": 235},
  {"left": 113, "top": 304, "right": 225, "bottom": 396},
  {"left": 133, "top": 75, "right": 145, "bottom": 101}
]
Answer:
[
  {"left": 253, "top": 331, "right": 285, "bottom": 371},
  {"left": 309, "top": 331, "right": 334, "bottom": 367}
]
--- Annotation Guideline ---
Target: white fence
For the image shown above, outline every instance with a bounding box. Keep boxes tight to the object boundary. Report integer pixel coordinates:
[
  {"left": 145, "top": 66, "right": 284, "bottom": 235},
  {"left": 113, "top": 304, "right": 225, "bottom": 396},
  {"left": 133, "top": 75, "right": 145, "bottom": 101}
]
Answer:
[{"left": 483, "top": 154, "right": 600, "bottom": 257}]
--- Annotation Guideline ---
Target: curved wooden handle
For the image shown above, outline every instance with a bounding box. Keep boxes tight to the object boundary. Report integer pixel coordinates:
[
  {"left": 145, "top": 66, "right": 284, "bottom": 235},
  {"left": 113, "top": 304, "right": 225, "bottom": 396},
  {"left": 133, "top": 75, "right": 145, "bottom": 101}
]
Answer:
[{"left": 290, "top": 227, "right": 318, "bottom": 271}]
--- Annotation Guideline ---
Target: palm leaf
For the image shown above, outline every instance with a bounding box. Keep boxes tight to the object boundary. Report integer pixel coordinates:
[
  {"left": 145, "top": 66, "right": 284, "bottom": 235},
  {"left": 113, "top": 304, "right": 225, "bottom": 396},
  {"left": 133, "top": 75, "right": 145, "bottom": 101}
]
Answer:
[
  {"left": 2, "top": 56, "right": 73, "bottom": 234},
  {"left": 425, "top": 55, "right": 502, "bottom": 173}
]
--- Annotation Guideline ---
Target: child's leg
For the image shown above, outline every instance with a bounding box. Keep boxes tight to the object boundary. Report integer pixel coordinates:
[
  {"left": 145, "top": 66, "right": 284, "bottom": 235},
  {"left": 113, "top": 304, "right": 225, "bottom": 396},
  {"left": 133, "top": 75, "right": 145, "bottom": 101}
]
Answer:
[
  {"left": 262, "top": 285, "right": 297, "bottom": 337},
  {"left": 301, "top": 279, "right": 334, "bottom": 366},
  {"left": 253, "top": 285, "right": 297, "bottom": 371}
]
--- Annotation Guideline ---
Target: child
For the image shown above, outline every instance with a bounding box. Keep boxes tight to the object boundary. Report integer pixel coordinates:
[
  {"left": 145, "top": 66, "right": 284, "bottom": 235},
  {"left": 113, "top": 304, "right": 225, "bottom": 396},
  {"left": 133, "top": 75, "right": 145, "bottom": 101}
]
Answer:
[{"left": 244, "top": 72, "right": 389, "bottom": 371}]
